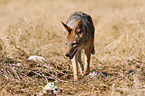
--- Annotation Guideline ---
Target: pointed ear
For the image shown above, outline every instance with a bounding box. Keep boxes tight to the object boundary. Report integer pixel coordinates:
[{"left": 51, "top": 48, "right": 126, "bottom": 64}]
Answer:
[
  {"left": 61, "top": 21, "right": 72, "bottom": 34},
  {"left": 74, "top": 20, "right": 84, "bottom": 35}
]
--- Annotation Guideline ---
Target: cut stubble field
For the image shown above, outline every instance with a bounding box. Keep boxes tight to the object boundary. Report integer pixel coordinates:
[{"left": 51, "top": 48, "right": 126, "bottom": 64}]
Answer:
[{"left": 0, "top": 0, "right": 145, "bottom": 95}]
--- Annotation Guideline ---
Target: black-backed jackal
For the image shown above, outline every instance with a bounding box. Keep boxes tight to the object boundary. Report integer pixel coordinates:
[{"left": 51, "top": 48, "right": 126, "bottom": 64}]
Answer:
[{"left": 61, "top": 12, "right": 95, "bottom": 81}]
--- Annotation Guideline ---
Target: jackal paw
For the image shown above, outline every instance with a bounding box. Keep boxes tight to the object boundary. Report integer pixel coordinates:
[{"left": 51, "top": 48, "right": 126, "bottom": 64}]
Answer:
[{"left": 83, "top": 71, "right": 90, "bottom": 76}]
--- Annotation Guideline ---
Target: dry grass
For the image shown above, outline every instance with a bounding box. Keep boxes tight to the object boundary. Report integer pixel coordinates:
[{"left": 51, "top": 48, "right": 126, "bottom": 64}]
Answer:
[{"left": 0, "top": 0, "right": 145, "bottom": 95}]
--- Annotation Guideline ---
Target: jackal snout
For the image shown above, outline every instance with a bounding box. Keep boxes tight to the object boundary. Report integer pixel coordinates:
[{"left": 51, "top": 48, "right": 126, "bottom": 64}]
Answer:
[
  {"left": 65, "top": 53, "right": 69, "bottom": 57},
  {"left": 65, "top": 48, "right": 78, "bottom": 59}
]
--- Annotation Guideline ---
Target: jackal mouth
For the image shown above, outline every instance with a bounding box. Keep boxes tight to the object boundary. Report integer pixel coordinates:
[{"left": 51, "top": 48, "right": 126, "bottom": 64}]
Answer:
[{"left": 65, "top": 49, "right": 78, "bottom": 59}]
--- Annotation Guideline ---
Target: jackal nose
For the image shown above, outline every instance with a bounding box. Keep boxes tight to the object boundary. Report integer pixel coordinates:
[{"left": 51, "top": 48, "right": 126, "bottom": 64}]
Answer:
[{"left": 65, "top": 53, "right": 70, "bottom": 57}]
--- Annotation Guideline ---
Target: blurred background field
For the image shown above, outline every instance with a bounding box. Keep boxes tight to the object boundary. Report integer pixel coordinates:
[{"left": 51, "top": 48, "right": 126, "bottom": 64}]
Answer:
[{"left": 0, "top": 0, "right": 145, "bottom": 95}]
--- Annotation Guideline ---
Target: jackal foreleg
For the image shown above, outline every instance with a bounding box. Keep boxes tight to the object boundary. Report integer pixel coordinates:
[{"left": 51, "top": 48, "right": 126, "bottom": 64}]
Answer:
[
  {"left": 84, "top": 47, "right": 91, "bottom": 75},
  {"left": 77, "top": 50, "right": 84, "bottom": 74},
  {"left": 72, "top": 53, "right": 79, "bottom": 81}
]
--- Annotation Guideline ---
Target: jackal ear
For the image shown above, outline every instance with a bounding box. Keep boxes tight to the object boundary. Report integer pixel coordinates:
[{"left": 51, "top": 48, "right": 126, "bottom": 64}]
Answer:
[
  {"left": 61, "top": 21, "right": 72, "bottom": 34},
  {"left": 74, "top": 20, "right": 84, "bottom": 35}
]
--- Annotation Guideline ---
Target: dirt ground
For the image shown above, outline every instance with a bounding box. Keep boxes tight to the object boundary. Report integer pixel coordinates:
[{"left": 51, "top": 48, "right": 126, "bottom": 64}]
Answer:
[{"left": 0, "top": 0, "right": 145, "bottom": 95}]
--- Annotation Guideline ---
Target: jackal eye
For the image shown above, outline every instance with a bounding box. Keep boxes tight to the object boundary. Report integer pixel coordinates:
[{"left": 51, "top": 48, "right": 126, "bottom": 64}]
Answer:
[
  {"left": 76, "top": 29, "right": 82, "bottom": 35},
  {"left": 72, "top": 43, "right": 77, "bottom": 47}
]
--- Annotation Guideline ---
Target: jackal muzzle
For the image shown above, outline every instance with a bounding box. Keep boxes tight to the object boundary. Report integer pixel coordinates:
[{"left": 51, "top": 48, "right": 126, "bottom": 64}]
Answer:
[{"left": 65, "top": 49, "right": 78, "bottom": 59}]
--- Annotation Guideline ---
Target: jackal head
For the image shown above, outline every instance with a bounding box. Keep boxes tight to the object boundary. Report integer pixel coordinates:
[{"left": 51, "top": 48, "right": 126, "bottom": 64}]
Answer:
[{"left": 61, "top": 20, "right": 85, "bottom": 59}]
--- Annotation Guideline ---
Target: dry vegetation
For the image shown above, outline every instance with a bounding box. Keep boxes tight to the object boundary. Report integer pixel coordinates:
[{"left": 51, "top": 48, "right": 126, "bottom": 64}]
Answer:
[{"left": 0, "top": 0, "right": 145, "bottom": 95}]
